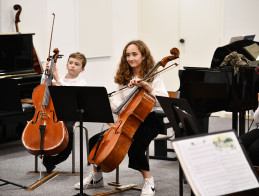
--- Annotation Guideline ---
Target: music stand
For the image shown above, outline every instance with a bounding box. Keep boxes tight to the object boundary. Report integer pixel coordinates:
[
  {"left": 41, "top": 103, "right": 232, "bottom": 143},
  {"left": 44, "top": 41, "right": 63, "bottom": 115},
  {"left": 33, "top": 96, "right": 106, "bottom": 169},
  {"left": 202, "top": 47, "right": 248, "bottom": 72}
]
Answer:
[
  {"left": 156, "top": 96, "right": 202, "bottom": 137},
  {"left": 156, "top": 96, "right": 202, "bottom": 196},
  {"left": 49, "top": 86, "right": 114, "bottom": 196},
  {"left": 0, "top": 79, "right": 28, "bottom": 189}
]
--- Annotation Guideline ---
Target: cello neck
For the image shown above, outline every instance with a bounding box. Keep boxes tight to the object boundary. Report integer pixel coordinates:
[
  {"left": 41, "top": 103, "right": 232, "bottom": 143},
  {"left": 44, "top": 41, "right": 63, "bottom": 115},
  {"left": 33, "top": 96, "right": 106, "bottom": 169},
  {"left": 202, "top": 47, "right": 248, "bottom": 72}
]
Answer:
[
  {"left": 15, "top": 23, "right": 19, "bottom": 32},
  {"left": 42, "top": 57, "right": 55, "bottom": 107},
  {"left": 142, "top": 60, "right": 161, "bottom": 81}
]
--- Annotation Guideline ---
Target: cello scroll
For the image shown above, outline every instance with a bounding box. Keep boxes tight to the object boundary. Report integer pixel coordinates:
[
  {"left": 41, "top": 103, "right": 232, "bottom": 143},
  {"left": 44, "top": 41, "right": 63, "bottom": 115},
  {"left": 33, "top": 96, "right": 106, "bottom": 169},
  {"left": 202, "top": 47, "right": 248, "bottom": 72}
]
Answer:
[
  {"left": 160, "top": 47, "right": 180, "bottom": 67},
  {"left": 13, "top": 4, "right": 22, "bottom": 32}
]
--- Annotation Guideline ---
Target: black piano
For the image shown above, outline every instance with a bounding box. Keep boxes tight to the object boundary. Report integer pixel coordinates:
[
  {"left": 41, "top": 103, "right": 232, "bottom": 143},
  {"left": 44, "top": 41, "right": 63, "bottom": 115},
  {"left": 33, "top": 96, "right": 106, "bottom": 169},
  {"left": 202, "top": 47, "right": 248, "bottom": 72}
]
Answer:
[
  {"left": 179, "top": 40, "right": 259, "bottom": 136},
  {"left": 0, "top": 33, "right": 42, "bottom": 143}
]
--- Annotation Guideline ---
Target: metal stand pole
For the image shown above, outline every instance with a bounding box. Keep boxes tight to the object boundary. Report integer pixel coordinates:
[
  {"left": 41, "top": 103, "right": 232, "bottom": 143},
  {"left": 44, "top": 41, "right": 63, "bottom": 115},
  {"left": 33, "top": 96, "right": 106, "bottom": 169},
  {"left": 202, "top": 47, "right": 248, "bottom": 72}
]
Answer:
[{"left": 74, "top": 109, "right": 89, "bottom": 196}]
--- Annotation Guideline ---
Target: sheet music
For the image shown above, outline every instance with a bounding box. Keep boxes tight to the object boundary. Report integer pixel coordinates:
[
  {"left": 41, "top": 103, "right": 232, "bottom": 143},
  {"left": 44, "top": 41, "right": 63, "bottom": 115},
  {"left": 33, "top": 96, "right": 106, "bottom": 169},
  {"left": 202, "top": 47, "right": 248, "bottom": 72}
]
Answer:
[
  {"left": 229, "top": 36, "right": 244, "bottom": 43},
  {"left": 229, "top": 34, "right": 255, "bottom": 43},
  {"left": 244, "top": 34, "right": 256, "bottom": 41},
  {"left": 172, "top": 131, "right": 259, "bottom": 196}
]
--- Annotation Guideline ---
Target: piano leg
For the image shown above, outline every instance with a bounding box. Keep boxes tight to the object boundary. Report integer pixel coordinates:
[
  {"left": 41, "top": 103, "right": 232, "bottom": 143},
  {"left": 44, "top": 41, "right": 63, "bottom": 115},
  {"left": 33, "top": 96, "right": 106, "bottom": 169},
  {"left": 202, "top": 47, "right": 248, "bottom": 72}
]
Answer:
[
  {"left": 239, "top": 111, "right": 246, "bottom": 136},
  {"left": 197, "top": 113, "right": 247, "bottom": 136},
  {"left": 232, "top": 111, "right": 246, "bottom": 136},
  {"left": 197, "top": 116, "right": 209, "bottom": 133},
  {"left": 232, "top": 112, "right": 238, "bottom": 131}
]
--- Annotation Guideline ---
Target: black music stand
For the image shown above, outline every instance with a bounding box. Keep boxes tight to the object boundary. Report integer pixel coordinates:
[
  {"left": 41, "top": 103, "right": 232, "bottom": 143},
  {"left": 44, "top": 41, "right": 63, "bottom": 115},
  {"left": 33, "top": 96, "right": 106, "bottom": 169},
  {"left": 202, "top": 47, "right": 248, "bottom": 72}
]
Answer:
[
  {"left": 49, "top": 86, "right": 114, "bottom": 196},
  {"left": 156, "top": 96, "right": 202, "bottom": 137},
  {"left": 156, "top": 96, "right": 202, "bottom": 196},
  {"left": 0, "top": 79, "right": 28, "bottom": 189}
]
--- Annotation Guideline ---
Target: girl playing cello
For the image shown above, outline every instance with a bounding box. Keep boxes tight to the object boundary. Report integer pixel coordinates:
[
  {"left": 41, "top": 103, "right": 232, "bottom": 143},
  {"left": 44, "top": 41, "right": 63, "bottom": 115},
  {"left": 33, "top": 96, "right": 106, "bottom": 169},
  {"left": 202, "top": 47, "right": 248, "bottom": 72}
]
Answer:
[{"left": 74, "top": 40, "right": 168, "bottom": 196}]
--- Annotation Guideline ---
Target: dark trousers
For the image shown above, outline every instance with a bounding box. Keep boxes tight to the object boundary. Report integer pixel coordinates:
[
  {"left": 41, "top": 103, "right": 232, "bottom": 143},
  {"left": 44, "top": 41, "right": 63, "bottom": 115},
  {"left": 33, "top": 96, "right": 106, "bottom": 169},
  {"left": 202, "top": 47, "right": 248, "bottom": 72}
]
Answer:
[
  {"left": 240, "top": 128, "right": 259, "bottom": 166},
  {"left": 43, "top": 121, "right": 74, "bottom": 166},
  {"left": 89, "top": 111, "right": 164, "bottom": 171}
]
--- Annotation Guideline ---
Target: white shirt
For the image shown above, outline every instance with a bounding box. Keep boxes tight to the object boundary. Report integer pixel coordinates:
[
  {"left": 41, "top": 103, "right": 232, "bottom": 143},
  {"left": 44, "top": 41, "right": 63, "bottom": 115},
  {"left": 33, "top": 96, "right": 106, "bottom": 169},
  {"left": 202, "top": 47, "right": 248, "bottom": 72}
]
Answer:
[
  {"left": 109, "top": 74, "right": 168, "bottom": 113},
  {"left": 41, "top": 74, "right": 87, "bottom": 86}
]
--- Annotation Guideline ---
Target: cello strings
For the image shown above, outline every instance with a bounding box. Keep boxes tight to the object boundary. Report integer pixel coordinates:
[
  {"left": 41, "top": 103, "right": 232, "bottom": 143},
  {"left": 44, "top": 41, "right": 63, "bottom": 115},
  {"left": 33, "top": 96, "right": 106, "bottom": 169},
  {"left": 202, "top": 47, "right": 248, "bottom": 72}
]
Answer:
[{"left": 42, "top": 57, "right": 55, "bottom": 107}]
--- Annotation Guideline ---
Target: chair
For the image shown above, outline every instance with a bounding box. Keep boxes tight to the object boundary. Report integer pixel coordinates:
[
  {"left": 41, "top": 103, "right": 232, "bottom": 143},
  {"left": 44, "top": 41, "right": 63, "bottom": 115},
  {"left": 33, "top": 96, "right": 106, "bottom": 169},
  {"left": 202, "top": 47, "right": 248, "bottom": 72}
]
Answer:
[{"left": 146, "top": 109, "right": 176, "bottom": 161}]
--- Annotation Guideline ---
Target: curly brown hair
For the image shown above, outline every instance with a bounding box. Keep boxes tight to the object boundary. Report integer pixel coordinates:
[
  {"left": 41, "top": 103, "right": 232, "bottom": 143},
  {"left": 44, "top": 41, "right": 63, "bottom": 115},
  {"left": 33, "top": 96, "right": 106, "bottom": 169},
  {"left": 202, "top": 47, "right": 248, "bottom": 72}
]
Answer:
[{"left": 114, "top": 40, "right": 155, "bottom": 85}]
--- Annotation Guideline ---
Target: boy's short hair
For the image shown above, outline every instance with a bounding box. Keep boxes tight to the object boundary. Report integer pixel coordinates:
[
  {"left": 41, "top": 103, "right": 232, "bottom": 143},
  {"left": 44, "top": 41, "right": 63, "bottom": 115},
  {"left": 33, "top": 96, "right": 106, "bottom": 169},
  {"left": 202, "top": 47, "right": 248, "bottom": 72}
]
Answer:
[{"left": 68, "top": 52, "right": 87, "bottom": 68}]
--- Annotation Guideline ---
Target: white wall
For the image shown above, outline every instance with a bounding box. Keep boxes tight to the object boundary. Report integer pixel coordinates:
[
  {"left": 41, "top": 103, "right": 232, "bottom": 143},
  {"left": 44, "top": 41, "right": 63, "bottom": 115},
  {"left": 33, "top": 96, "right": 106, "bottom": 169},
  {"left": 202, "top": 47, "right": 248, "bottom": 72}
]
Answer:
[
  {"left": 139, "top": 0, "right": 223, "bottom": 92},
  {"left": 78, "top": 0, "right": 112, "bottom": 58},
  {"left": 85, "top": 0, "right": 139, "bottom": 91},
  {"left": 223, "top": 0, "right": 259, "bottom": 44},
  {"left": 0, "top": 0, "right": 139, "bottom": 93},
  {"left": 1, "top": 0, "right": 259, "bottom": 93}
]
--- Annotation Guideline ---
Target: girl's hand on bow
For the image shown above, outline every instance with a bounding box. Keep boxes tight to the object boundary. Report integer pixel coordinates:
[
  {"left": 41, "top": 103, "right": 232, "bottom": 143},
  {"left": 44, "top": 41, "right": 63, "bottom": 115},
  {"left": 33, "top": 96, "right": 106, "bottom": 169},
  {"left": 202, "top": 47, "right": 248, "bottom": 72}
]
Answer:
[{"left": 128, "top": 78, "right": 153, "bottom": 93}]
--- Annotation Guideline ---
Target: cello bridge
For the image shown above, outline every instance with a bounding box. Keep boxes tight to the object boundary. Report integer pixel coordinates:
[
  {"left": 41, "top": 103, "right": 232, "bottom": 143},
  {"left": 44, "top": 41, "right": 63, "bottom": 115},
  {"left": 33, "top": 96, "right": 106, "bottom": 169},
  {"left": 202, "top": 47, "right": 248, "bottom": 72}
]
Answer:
[{"left": 40, "top": 112, "right": 50, "bottom": 119}]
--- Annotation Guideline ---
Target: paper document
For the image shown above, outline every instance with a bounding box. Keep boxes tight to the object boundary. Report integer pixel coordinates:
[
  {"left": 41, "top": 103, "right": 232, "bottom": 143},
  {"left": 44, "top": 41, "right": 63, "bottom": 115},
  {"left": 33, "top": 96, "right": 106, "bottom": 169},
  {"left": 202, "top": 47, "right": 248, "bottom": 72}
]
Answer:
[
  {"left": 172, "top": 131, "right": 259, "bottom": 196},
  {"left": 229, "top": 34, "right": 255, "bottom": 43}
]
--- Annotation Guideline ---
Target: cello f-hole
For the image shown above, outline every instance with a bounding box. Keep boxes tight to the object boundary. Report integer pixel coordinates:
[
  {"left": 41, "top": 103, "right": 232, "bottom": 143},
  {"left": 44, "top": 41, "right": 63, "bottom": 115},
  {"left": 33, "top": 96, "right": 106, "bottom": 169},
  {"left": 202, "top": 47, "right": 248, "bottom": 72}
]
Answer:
[
  {"left": 50, "top": 110, "right": 58, "bottom": 123},
  {"left": 115, "top": 120, "right": 122, "bottom": 134},
  {"left": 31, "top": 111, "right": 40, "bottom": 124}
]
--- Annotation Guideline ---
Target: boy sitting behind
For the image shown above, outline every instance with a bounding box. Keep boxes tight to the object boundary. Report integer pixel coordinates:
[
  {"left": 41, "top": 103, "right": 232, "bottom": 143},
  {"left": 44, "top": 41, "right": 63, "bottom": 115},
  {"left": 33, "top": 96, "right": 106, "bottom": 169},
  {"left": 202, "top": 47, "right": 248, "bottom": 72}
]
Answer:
[{"left": 41, "top": 52, "right": 87, "bottom": 173}]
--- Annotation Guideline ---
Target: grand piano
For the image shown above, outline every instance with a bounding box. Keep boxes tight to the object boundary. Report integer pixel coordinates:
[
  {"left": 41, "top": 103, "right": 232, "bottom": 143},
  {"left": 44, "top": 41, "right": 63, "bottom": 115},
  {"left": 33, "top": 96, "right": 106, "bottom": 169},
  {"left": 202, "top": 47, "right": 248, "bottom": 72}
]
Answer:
[
  {"left": 0, "top": 33, "right": 42, "bottom": 143},
  {"left": 178, "top": 40, "right": 259, "bottom": 136}
]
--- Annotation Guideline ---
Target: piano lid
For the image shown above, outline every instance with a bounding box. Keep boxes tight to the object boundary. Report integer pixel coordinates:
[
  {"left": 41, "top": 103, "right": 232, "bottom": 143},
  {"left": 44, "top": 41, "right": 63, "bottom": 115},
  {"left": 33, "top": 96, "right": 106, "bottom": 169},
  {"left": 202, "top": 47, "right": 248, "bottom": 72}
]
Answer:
[
  {"left": 183, "top": 66, "right": 209, "bottom": 71},
  {"left": 211, "top": 40, "right": 259, "bottom": 68},
  {"left": 0, "top": 33, "right": 35, "bottom": 74}
]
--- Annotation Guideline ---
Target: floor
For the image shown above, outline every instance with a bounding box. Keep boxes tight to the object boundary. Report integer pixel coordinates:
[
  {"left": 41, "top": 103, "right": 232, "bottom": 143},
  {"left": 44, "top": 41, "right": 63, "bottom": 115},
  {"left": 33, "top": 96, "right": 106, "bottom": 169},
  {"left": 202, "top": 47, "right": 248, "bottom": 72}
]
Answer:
[{"left": 0, "top": 116, "right": 257, "bottom": 196}]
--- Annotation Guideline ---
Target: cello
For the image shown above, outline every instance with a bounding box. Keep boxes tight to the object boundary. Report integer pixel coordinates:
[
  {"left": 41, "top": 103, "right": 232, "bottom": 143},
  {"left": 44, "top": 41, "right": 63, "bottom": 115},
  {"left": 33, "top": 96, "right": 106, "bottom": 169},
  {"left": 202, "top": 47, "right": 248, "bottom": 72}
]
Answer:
[
  {"left": 89, "top": 48, "right": 180, "bottom": 172},
  {"left": 13, "top": 4, "right": 43, "bottom": 73},
  {"left": 22, "top": 48, "right": 69, "bottom": 156}
]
